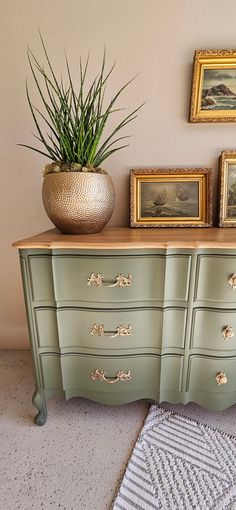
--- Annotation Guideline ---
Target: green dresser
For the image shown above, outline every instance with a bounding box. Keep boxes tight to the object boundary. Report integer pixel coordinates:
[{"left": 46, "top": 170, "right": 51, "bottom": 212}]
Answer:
[{"left": 14, "top": 227, "right": 236, "bottom": 424}]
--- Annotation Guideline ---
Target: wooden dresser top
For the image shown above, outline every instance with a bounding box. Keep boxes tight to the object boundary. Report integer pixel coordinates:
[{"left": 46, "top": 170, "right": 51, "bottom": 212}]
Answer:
[{"left": 13, "top": 226, "right": 236, "bottom": 249}]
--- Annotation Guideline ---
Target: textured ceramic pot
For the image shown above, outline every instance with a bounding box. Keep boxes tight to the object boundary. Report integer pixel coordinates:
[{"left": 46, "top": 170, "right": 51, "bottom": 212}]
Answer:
[{"left": 42, "top": 172, "right": 115, "bottom": 234}]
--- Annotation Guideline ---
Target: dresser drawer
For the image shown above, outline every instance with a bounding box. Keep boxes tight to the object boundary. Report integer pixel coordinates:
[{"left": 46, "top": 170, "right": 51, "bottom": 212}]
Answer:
[
  {"left": 191, "top": 309, "right": 236, "bottom": 352},
  {"left": 51, "top": 254, "right": 190, "bottom": 304},
  {"left": 195, "top": 255, "right": 236, "bottom": 303},
  {"left": 29, "top": 254, "right": 190, "bottom": 304},
  {"left": 62, "top": 355, "right": 161, "bottom": 394},
  {"left": 40, "top": 353, "right": 183, "bottom": 395},
  {"left": 35, "top": 307, "right": 187, "bottom": 351},
  {"left": 40, "top": 354, "right": 161, "bottom": 394},
  {"left": 187, "top": 356, "right": 236, "bottom": 393}
]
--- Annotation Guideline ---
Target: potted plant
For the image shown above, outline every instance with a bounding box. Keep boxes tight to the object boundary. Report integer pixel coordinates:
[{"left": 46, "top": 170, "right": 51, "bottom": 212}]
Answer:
[{"left": 19, "top": 35, "right": 142, "bottom": 234}]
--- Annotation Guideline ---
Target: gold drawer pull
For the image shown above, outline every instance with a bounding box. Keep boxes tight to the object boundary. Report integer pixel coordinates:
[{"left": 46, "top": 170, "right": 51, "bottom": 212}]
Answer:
[
  {"left": 222, "top": 326, "right": 234, "bottom": 341},
  {"left": 215, "top": 371, "right": 228, "bottom": 385},
  {"left": 90, "top": 369, "right": 132, "bottom": 384},
  {"left": 228, "top": 273, "right": 236, "bottom": 290},
  {"left": 87, "top": 273, "right": 132, "bottom": 288},
  {"left": 90, "top": 324, "right": 131, "bottom": 338}
]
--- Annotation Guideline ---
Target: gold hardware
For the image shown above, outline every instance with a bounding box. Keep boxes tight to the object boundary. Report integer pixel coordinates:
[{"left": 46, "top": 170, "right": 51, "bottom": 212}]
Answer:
[
  {"left": 222, "top": 326, "right": 234, "bottom": 341},
  {"left": 228, "top": 273, "right": 236, "bottom": 290},
  {"left": 215, "top": 371, "right": 228, "bottom": 385},
  {"left": 90, "top": 324, "right": 131, "bottom": 338},
  {"left": 87, "top": 273, "right": 104, "bottom": 287},
  {"left": 116, "top": 325, "right": 132, "bottom": 336},
  {"left": 107, "top": 274, "right": 132, "bottom": 288},
  {"left": 90, "top": 369, "right": 132, "bottom": 384},
  {"left": 90, "top": 324, "right": 105, "bottom": 336},
  {"left": 87, "top": 273, "right": 132, "bottom": 288}
]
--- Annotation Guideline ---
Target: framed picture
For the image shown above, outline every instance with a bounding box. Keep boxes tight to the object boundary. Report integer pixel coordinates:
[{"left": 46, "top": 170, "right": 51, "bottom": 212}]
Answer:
[
  {"left": 130, "top": 168, "right": 212, "bottom": 228},
  {"left": 189, "top": 50, "right": 236, "bottom": 123},
  {"left": 219, "top": 151, "right": 236, "bottom": 227}
]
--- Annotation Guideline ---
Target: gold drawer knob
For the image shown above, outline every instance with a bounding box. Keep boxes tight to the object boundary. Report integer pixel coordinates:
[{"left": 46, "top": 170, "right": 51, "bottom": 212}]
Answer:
[
  {"left": 87, "top": 273, "right": 132, "bottom": 288},
  {"left": 215, "top": 371, "right": 228, "bottom": 385},
  {"left": 222, "top": 326, "right": 234, "bottom": 341},
  {"left": 90, "top": 369, "right": 132, "bottom": 384},
  {"left": 90, "top": 324, "right": 132, "bottom": 338},
  {"left": 228, "top": 273, "right": 236, "bottom": 290}
]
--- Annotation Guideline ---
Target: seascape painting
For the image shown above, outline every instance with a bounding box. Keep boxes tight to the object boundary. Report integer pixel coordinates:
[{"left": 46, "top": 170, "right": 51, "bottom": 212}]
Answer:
[
  {"left": 226, "top": 163, "right": 236, "bottom": 218},
  {"left": 201, "top": 68, "right": 236, "bottom": 111},
  {"left": 140, "top": 181, "right": 199, "bottom": 218}
]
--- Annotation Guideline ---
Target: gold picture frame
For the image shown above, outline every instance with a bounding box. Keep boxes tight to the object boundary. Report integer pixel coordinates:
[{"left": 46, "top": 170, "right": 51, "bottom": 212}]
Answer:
[
  {"left": 130, "top": 168, "right": 212, "bottom": 228},
  {"left": 219, "top": 151, "right": 236, "bottom": 227},
  {"left": 189, "top": 50, "right": 236, "bottom": 123}
]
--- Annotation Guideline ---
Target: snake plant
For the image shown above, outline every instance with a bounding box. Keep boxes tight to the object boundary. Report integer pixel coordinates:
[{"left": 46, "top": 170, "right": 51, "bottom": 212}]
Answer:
[{"left": 19, "top": 35, "right": 143, "bottom": 174}]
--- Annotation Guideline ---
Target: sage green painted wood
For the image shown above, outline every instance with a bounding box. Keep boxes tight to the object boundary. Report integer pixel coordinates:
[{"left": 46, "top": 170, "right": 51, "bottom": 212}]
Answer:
[
  {"left": 59, "top": 355, "right": 161, "bottom": 397},
  {"left": 162, "top": 308, "right": 187, "bottom": 349},
  {"left": 19, "top": 255, "right": 45, "bottom": 390},
  {"left": 32, "top": 388, "right": 47, "bottom": 426},
  {"left": 52, "top": 255, "right": 165, "bottom": 303},
  {"left": 179, "top": 391, "right": 236, "bottom": 411},
  {"left": 187, "top": 355, "right": 236, "bottom": 393},
  {"left": 17, "top": 243, "right": 236, "bottom": 417},
  {"left": 35, "top": 308, "right": 59, "bottom": 349},
  {"left": 35, "top": 307, "right": 186, "bottom": 351},
  {"left": 195, "top": 255, "right": 236, "bottom": 303},
  {"left": 29, "top": 256, "right": 55, "bottom": 302},
  {"left": 160, "top": 355, "right": 183, "bottom": 391},
  {"left": 41, "top": 386, "right": 236, "bottom": 411},
  {"left": 52, "top": 255, "right": 190, "bottom": 304},
  {"left": 39, "top": 346, "right": 184, "bottom": 357},
  {"left": 40, "top": 353, "right": 183, "bottom": 403},
  {"left": 58, "top": 308, "right": 163, "bottom": 351},
  {"left": 164, "top": 256, "right": 191, "bottom": 301},
  {"left": 63, "top": 388, "right": 160, "bottom": 404},
  {"left": 191, "top": 308, "right": 236, "bottom": 353},
  {"left": 40, "top": 354, "right": 63, "bottom": 390}
]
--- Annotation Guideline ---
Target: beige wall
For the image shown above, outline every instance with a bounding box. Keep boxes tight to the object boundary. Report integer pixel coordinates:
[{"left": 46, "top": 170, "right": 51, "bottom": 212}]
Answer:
[{"left": 2, "top": 0, "right": 236, "bottom": 348}]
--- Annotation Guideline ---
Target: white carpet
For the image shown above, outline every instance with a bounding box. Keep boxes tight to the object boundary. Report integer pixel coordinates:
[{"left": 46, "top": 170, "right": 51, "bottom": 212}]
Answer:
[
  {"left": 0, "top": 351, "right": 236, "bottom": 510},
  {"left": 113, "top": 405, "right": 236, "bottom": 510}
]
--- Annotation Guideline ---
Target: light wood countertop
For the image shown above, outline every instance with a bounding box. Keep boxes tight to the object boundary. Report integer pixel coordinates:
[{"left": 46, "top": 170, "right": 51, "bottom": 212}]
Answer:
[{"left": 12, "top": 227, "right": 236, "bottom": 249}]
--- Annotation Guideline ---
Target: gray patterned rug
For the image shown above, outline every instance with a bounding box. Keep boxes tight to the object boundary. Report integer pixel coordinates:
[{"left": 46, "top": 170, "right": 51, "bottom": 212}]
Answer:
[{"left": 112, "top": 405, "right": 236, "bottom": 510}]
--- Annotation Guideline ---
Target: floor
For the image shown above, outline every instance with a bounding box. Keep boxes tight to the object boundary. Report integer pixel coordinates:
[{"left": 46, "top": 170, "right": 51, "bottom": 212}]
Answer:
[{"left": 1, "top": 351, "right": 236, "bottom": 510}]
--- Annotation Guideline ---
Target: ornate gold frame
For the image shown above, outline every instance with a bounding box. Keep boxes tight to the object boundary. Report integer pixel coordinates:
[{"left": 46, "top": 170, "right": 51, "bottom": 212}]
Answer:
[
  {"left": 189, "top": 50, "right": 236, "bottom": 123},
  {"left": 130, "top": 168, "right": 212, "bottom": 228},
  {"left": 219, "top": 151, "right": 236, "bottom": 227}
]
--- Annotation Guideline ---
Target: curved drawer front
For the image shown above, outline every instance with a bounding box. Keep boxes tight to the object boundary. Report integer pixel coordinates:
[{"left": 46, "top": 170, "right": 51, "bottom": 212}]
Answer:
[
  {"left": 35, "top": 307, "right": 187, "bottom": 350},
  {"left": 51, "top": 255, "right": 190, "bottom": 304},
  {"left": 187, "top": 356, "right": 236, "bottom": 393},
  {"left": 40, "top": 354, "right": 160, "bottom": 394},
  {"left": 62, "top": 355, "right": 160, "bottom": 394},
  {"left": 57, "top": 308, "right": 161, "bottom": 351},
  {"left": 29, "top": 256, "right": 55, "bottom": 302},
  {"left": 40, "top": 354, "right": 63, "bottom": 390},
  {"left": 191, "top": 309, "right": 236, "bottom": 352},
  {"left": 40, "top": 354, "right": 183, "bottom": 395},
  {"left": 160, "top": 355, "right": 183, "bottom": 391},
  {"left": 195, "top": 255, "right": 236, "bottom": 303},
  {"left": 35, "top": 308, "right": 58, "bottom": 349}
]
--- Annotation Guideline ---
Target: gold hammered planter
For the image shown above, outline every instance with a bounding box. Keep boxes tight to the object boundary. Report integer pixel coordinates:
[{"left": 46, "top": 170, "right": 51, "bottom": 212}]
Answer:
[{"left": 42, "top": 172, "right": 115, "bottom": 234}]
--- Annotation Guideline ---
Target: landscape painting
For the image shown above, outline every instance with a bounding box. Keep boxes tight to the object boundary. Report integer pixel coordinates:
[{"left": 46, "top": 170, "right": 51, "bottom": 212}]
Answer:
[
  {"left": 219, "top": 151, "right": 236, "bottom": 227},
  {"left": 226, "top": 163, "right": 236, "bottom": 218},
  {"left": 201, "top": 68, "right": 236, "bottom": 111},
  {"left": 140, "top": 181, "right": 199, "bottom": 218},
  {"left": 130, "top": 168, "right": 212, "bottom": 228},
  {"left": 189, "top": 50, "right": 236, "bottom": 122}
]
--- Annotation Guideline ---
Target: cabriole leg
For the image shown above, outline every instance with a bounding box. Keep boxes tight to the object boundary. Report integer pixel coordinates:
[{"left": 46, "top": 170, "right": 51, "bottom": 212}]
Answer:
[{"left": 32, "top": 388, "right": 47, "bottom": 426}]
